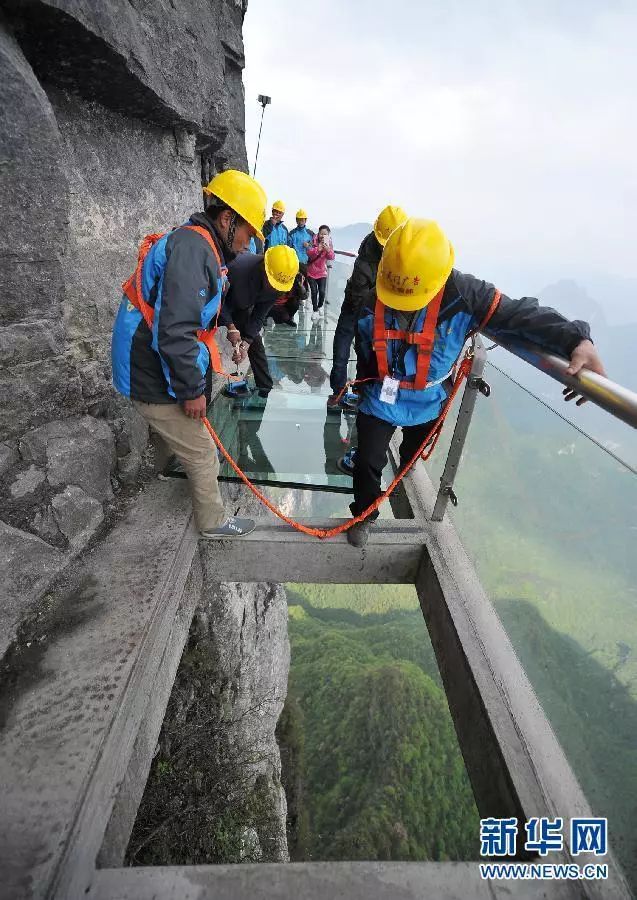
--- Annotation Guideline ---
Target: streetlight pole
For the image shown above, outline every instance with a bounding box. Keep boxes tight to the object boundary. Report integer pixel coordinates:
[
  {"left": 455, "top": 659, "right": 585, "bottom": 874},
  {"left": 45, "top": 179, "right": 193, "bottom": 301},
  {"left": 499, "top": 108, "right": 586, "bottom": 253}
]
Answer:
[{"left": 253, "top": 94, "right": 271, "bottom": 177}]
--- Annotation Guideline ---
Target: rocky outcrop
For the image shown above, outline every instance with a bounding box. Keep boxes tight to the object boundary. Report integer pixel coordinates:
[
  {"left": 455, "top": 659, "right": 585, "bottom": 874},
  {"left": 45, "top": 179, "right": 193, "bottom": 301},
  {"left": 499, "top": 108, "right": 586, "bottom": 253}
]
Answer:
[
  {"left": 0, "top": 1, "right": 249, "bottom": 649},
  {"left": 126, "top": 573, "right": 290, "bottom": 866}
]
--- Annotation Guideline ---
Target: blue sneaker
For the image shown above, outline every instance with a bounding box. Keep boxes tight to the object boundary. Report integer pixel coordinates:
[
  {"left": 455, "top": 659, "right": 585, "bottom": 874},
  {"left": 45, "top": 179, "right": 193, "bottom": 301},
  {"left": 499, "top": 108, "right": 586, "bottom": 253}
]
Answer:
[
  {"left": 342, "top": 390, "right": 359, "bottom": 409},
  {"left": 223, "top": 380, "right": 251, "bottom": 398},
  {"left": 337, "top": 448, "right": 357, "bottom": 476}
]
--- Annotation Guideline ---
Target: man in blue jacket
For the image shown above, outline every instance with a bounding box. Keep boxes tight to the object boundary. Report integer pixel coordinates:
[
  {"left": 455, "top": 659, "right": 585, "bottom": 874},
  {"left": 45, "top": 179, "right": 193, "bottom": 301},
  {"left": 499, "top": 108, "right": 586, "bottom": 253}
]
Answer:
[
  {"left": 288, "top": 208, "right": 314, "bottom": 270},
  {"left": 347, "top": 218, "right": 607, "bottom": 547},
  {"left": 262, "top": 200, "right": 289, "bottom": 249},
  {"left": 111, "top": 170, "right": 267, "bottom": 539}
]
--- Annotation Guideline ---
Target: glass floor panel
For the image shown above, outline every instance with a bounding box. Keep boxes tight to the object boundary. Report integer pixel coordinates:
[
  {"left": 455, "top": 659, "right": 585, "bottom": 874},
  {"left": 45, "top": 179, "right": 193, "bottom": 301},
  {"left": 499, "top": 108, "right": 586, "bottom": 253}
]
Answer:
[
  {"left": 208, "top": 263, "right": 393, "bottom": 492},
  {"left": 209, "top": 390, "right": 362, "bottom": 491}
]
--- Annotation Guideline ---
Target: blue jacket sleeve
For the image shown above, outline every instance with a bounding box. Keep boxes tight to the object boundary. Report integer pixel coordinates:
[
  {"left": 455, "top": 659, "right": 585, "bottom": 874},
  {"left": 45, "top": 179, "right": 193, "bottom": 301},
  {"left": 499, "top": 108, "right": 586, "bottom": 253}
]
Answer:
[{"left": 156, "top": 229, "right": 219, "bottom": 401}]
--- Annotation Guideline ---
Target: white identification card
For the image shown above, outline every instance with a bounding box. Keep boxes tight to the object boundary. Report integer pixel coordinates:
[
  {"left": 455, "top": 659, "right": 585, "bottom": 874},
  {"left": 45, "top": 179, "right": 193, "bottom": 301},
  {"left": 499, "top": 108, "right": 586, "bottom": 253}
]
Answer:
[{"left": 380, "top": 376, "right": 400, "bottom": 405}]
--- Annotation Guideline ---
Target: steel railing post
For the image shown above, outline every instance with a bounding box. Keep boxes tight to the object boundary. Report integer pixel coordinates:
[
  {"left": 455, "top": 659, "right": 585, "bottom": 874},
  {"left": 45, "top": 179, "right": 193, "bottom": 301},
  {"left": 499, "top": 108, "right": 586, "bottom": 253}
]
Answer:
[{"left": 431, "top": 338, "right": 489, "bottom": 522}]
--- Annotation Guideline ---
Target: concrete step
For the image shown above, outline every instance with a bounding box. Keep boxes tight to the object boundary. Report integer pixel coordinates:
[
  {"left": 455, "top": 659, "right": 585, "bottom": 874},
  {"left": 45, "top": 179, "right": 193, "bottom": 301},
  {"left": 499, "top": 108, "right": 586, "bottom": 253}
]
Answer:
[{"left": 92, "top": 860, "right": 578, "bottom": 900}]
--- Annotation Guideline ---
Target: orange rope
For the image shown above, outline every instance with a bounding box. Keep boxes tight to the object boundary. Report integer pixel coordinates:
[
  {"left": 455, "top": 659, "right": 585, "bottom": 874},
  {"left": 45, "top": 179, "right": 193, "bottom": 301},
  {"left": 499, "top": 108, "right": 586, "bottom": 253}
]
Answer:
[{"left": 202, "top": 354, "right": 473, "bottom": 539}]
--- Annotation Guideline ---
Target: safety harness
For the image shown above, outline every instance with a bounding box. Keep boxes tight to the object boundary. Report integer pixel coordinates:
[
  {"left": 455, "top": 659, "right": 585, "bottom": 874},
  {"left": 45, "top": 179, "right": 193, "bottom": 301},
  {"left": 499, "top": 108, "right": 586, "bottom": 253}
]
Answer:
[
  {"left": 372, "top": 288, "right": 502, "bottom": 390},
  {"left": 122, "top": 225, "right": 227, "bottom": 375}
]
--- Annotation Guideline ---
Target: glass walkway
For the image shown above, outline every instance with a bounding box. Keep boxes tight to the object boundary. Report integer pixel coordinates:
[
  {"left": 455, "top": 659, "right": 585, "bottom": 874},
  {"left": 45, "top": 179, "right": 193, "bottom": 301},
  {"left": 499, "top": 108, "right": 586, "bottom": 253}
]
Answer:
[{"left": 206, "top": 252, "right": 637, "bottom": 889}]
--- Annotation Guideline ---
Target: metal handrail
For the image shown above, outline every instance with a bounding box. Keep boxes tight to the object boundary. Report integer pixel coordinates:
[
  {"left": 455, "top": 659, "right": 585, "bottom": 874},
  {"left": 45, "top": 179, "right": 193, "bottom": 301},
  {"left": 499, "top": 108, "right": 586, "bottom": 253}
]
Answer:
[
  {"left": 487, "top": 334, "right": 637, "bottom": 431},
  {"left": 331, "top": 246, "right": 637, "bottom": 430}
]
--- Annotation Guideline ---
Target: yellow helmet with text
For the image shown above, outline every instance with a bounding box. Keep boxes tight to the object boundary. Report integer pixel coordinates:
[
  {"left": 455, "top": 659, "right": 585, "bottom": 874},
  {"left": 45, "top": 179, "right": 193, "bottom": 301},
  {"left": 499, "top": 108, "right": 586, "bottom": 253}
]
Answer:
[
  {"left": 373, "top": 204, "right": 408, "bottom": 246},
  {"left": 376, "top": 218, "right": 455, "bottom": 312},
  {"left": 264, "top": 245, "right": 299, "bottom": 292},
  {"left": 203, "top": 169, "right": 267, "bottom": 242}
]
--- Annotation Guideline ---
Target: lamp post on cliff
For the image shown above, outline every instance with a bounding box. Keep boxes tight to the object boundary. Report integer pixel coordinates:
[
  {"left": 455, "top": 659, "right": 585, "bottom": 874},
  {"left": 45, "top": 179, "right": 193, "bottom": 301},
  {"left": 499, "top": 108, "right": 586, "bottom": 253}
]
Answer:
[{"left": 253, "top": 94, "right": 271, "bottom": 177}]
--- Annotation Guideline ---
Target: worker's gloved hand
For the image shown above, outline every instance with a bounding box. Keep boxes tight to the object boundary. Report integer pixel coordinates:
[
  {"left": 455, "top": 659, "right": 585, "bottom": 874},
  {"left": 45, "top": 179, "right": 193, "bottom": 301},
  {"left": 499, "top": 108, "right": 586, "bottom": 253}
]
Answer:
[
  {"left": 563, "top": 339, "right": 607, "bottom": 405},
  {"left": 182, "top": 395, "right": 207, "bottom": 420}
]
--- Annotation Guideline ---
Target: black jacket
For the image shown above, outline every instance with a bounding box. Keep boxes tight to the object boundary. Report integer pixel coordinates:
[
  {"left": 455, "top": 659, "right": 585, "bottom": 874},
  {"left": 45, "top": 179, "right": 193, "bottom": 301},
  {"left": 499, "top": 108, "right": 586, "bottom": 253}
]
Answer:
[
  {"left": 220, "top": 252, "right": 280, "bottom": 343},
  {"left": 342, "top": 231, "right": 383, "bottom": 315}
]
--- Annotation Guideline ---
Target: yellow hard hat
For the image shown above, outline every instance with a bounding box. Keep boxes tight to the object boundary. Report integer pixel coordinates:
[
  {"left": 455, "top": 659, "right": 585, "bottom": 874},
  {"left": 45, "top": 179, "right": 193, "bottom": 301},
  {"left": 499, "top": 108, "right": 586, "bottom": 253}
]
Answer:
[
  {"left": 373, "top": 205, "right": 409, "bottom": 246},
  {"left": 376, "top": 218, "right": 455, "bottom": 312},
  {"left": 264, "top": 245, "right": 299, "bottom": 292},
  {"left": 272, "top": 199, "right": 286, "bottom": 213},
  {"left": 296, "top": 208, "right": 308, "bottom": 220},
  {"left": 204, "top": 169, "right": 267, "bottom": 242}
]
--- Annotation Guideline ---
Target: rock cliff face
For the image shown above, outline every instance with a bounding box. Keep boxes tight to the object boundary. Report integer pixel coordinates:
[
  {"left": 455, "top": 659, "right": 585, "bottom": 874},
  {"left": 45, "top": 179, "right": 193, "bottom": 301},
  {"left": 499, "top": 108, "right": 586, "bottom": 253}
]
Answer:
[
  {"left": 127, "top": 574, "right": 290, "bottom": 865},
  {"left": 0, "top": 0, "right": 248, "bottom": 650}
]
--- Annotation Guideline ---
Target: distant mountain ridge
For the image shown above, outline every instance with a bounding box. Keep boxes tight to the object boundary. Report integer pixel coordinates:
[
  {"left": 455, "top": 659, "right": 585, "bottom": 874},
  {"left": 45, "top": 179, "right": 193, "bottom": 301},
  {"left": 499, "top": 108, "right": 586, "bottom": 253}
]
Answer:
[{"left": 330, "top": 222, "right": 372, "bottom": 253}]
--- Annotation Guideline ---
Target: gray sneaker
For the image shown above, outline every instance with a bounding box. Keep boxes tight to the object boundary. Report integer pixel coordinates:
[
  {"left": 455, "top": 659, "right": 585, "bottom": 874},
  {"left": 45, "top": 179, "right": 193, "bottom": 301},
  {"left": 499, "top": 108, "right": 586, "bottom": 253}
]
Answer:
[
  {"left": 347, "top": 519, "right": 374, "bottom": 548},
  {"left": 200, "top": 516, "right": 256, "bottom": 539}
]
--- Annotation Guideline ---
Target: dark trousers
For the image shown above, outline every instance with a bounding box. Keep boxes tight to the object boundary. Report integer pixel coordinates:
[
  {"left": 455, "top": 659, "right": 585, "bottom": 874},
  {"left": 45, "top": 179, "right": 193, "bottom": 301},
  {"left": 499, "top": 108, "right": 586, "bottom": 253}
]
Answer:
[
  {"left": 351, "top": 411, "right": 437, "bottom": 519},
  {"left": 233, "top": 307, "right": 273, "bottom": 393},
  {"left": 308, "top": 276, "right": 327, "bottom": 311},
  {"left": 329, "top": 301, "right": 357, "bottom": 393},
  {"left": 270, "top": 295, "right": 300, "bottom": 324}
]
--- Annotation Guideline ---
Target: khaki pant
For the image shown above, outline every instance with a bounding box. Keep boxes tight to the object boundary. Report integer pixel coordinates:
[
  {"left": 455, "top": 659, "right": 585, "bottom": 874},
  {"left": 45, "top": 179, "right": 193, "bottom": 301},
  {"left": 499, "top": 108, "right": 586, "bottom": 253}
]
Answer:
[{"left": 134, "top": 401, "right": 226, "bottom": 531}]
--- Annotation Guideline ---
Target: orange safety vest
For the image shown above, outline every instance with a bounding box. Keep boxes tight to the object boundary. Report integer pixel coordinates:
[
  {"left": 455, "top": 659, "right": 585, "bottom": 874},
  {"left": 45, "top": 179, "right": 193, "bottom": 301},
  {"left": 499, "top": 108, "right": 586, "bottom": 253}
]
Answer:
[
  {"left": 121, "top": 225, "right": 225, "bottom": 375},
  {"left": 372, "top": 288, "right": 502, "bottom": 390}
]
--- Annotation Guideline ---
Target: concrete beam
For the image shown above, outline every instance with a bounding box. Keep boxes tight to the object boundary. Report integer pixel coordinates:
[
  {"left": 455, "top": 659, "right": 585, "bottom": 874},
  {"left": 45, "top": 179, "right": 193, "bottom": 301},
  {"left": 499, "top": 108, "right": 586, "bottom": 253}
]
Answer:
[
  {"left": 199, "top": 518, "right": 428, "bottom": 584},
  {"left": 0, "top": 480, "right": 199, "bottom": 900},
  {"left": 92, "top": 861, "right": 577, "bottom": 900}
]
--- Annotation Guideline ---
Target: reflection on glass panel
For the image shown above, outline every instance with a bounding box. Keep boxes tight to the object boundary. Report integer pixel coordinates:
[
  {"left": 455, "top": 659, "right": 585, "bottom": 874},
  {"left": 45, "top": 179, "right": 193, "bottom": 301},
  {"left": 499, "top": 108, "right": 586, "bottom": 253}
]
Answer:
[
  {"left": 208, "top": 254, "right": 370, "bottom": 491},
  {"left": 427, "top": 362, "right": 637, "bottom": 889},
  {"left": 209, "top": 391, "right": 359, "bottom": 490}
]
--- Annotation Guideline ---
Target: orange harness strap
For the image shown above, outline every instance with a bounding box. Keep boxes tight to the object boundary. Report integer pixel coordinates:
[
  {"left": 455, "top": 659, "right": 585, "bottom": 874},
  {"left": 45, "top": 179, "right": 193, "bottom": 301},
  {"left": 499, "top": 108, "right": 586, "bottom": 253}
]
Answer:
[
  {"left": 121, "top": 225, "right": 226, "bottom": 374},
  {"left": 372, "top": 288, "right": 444, "bottom": 390}
]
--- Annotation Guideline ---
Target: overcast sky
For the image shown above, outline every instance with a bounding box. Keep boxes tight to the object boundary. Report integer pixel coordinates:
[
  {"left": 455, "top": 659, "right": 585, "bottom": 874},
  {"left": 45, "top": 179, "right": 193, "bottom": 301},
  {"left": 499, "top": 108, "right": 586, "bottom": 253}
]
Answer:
[{"left": 242, "top": 0, "right": 636, "bottom": 305}]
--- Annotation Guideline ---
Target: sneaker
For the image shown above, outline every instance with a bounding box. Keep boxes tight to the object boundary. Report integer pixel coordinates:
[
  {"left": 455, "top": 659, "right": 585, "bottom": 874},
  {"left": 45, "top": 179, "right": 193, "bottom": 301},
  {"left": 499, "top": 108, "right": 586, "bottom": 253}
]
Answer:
[
  {"left": 200, "top": 516, "right": 256, "bottom": 539},
  {"left": 337, "top": 448, "right": 357, "bottom": 476},
  {"left": 223, "top": 380, "right": 251, "bottom": 398},
  {"left": 311, "top": 311, "right": 320, "bottom": 322},
  {"left": 342, "top": 390, "right": 359, "bottom": 409},
  {"left": 347, "top": 518, "right": 374, "bottom": 548}
]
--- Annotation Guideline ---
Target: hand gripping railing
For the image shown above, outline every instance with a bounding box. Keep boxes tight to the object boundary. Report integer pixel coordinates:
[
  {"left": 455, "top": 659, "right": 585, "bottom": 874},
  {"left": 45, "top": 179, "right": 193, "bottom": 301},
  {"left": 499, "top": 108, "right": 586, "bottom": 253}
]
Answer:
[
  {"left": 487, "top": 334, "right": 637, "bottom": 430},
  {"left": 331, "top": 246, "right": 637, "bottom": 520}
]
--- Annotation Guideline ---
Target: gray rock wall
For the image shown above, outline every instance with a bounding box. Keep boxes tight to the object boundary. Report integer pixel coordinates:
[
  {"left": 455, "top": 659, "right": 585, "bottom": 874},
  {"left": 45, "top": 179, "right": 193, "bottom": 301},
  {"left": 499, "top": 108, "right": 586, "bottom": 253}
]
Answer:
[
  {"left": 0, "top": 1, "right": 248, "bottom": 650},
  {"left": 126, "top": 577, "right": 290, "bottom": 865}
]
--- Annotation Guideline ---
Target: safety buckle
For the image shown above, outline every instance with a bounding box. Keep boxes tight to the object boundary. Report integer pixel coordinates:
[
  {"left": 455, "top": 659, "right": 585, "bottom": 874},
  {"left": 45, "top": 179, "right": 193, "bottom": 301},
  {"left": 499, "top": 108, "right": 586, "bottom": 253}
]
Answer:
[
  {"left": 469, "top": 375, "right": 491, "bottom": 397},
  {"left": 442, "top": 484, "right": 458, "bottom": 506}
]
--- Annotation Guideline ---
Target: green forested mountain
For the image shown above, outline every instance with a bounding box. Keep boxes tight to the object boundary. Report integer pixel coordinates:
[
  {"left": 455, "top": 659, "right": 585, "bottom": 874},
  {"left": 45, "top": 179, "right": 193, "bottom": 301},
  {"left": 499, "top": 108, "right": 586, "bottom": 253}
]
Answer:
[
  {"left": 279, "top": 585, "right": 480, "bottom": 861},
  {"left": 278, "top": 363, "right": 636, "bottom": 887},
  {"left": 429, "top": 364, "right": 637, "bottom": 887}
]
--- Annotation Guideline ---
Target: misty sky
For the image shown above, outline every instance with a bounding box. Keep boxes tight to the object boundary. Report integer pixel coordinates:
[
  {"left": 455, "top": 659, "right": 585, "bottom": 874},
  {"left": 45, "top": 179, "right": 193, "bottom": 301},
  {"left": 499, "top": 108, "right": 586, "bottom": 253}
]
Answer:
[{"left": 242, "top": 0, "right": 636, "bottom": 308}]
